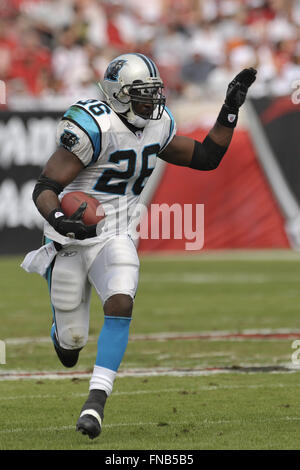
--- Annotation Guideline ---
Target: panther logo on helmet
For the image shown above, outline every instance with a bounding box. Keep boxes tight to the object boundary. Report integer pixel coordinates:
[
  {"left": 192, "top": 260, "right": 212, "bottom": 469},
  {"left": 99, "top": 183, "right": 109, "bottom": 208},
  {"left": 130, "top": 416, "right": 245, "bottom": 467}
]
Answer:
[{"left": 104, "top": 59, "right": 127, "bottom": 82}]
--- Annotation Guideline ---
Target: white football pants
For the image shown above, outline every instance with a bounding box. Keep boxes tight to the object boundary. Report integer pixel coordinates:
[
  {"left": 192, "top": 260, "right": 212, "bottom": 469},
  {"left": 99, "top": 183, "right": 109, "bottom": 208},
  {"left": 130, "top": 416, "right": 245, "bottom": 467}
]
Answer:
[{"left": 48, "top": 235, "right": 139, "bottom": 350}]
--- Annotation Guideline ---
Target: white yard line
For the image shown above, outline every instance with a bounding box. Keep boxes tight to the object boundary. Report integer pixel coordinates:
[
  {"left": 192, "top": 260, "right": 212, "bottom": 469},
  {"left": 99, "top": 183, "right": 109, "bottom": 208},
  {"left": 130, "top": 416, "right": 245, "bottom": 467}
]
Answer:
[
  {"left": 1, "top": 382, "right": 300, "bottom": 402},
  {"left": 4, "top": 328, "right": 300, "bottom": 346},
  {"left": 1, "top": 416, "right": 300, "bottom": 435},
  {"left": 0, "top": 364, "right": 299, "bottom": 381}
]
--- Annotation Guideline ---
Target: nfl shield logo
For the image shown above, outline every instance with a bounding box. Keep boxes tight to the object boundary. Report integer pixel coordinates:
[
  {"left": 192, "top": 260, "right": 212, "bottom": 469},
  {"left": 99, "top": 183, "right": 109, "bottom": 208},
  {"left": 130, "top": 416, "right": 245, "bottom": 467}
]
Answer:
[{"left": 228, "top": 114, "right": 236, "bottom": 123}]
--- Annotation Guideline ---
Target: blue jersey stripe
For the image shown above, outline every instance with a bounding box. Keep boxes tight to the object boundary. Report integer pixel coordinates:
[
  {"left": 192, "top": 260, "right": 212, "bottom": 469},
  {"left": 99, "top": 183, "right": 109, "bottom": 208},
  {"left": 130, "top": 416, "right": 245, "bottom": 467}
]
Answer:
[
  {"left": 63, "top": 105, "right": 101, "bottom": 164},
  {"left": 160, "top": 106, "right": 175, "bottom": 152}
]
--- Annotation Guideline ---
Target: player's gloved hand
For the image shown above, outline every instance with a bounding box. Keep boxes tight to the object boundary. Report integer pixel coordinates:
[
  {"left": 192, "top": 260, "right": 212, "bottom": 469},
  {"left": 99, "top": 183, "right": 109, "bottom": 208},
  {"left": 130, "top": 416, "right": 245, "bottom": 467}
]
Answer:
[
  {"left": 225, "top": 68, "right": 257, "bottom": 111},
  {"left": 47, "top": 203, "right": 97, "bottom": 240},
  {"left": 217, "top": 67, "right": 257, "bottom": 128}
]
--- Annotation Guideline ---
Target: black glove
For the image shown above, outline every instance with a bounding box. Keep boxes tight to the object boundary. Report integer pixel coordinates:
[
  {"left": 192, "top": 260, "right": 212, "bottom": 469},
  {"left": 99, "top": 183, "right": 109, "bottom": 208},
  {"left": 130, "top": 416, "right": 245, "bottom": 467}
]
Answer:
[
  {"left": 47, "top": 203, "right": 97, "bottom": 240},
  {"left": 217, "top": 67, "right": 257, "bottom": 128},
  {"left": 225, "top": 67, "right": 257, "bottom": 110}
]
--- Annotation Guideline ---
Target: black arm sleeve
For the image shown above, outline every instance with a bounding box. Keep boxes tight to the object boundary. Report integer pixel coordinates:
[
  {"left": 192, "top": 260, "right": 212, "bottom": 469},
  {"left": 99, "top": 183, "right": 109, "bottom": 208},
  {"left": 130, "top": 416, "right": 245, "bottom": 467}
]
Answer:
[
  {"left": 189, "top": 136, "right": 227, "bottom": 171},
  {"left": 32, "top": 174, "right": 64, "bottom": 205}
]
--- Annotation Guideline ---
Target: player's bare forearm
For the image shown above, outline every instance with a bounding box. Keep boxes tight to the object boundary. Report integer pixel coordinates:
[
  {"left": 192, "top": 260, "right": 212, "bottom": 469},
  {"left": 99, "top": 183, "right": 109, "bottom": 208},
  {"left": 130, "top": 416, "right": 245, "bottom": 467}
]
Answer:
[
  {"left": 35, "top": 189, "right": 61, "bottom": 220},
  {"left": 32, "top": 146, "right": 96, "bottom": 240},
  {"left": 33, "top": 147, "right": 84, "bottom": 220},
  {"left": 208, "top": 121, "right": 233, "bottom": 148}
]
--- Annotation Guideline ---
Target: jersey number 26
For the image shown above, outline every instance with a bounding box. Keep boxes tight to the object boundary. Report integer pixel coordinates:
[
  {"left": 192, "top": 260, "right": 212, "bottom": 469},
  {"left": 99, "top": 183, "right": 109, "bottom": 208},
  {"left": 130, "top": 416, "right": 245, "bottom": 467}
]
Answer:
[{"left": 94, "top": 143, "right": 160, "bottom": 196}]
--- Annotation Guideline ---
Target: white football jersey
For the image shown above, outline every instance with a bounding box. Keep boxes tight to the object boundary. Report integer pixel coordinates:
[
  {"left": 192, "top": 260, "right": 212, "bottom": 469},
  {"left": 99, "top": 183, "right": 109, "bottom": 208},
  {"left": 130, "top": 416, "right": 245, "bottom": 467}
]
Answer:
[{"left": 44, "top": 99, "right": 176, "bottom": 246}]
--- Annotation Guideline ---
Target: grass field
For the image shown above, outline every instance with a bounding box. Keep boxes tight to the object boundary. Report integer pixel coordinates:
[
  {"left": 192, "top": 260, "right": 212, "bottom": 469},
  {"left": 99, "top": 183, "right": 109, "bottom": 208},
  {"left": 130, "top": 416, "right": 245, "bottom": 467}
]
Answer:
[{"left": 1, "top": 251, "right": 300, "bottom": 450}]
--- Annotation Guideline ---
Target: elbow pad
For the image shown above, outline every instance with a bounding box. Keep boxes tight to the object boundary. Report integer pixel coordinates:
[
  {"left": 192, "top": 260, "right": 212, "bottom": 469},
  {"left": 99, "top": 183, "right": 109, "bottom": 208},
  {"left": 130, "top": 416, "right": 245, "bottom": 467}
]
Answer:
[
  {"left": 32, "top": 174, "right": 64, "bottom": 205},
  {"left": 189, "top": 136, "right": 227, "bottom": 171}
]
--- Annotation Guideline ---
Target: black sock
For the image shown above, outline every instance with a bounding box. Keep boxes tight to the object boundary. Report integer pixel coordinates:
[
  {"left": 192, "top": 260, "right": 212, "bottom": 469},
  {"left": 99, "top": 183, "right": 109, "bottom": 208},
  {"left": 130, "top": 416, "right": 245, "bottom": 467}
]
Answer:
[{"left": 81, "top": 390, "right": 107, "bottom": 419}]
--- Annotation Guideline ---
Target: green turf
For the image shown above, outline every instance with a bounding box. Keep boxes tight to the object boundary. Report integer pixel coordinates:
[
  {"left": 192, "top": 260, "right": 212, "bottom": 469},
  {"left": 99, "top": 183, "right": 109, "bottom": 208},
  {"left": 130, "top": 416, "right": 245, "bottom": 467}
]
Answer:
[
  {"left": 0, "top": 252, "right": 300, "bottom": 449},
  {"left": 2, "top": 338, "right": 296, "bottom": 371},
  {"left": 1, "top": 374, "right": 300, "bottom": 450}
]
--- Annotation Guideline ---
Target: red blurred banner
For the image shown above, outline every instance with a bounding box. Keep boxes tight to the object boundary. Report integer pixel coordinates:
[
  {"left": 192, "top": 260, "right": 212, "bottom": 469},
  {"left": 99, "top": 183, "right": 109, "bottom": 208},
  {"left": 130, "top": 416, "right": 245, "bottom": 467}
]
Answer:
[{"left": 138, "top": 127, "right": 290, "bottom": 252}]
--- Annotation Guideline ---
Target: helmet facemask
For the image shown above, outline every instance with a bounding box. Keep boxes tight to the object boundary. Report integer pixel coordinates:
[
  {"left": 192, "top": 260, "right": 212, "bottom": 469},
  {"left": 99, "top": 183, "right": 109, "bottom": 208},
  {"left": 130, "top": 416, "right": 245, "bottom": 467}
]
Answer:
[{"left": 115, "top": 80, "right": 166, "bottom": 122}]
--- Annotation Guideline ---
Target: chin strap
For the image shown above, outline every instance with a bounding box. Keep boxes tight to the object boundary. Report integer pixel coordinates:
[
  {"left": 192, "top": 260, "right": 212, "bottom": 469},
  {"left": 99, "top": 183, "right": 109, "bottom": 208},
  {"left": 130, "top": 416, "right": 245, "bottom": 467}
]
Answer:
[
  {"left": 101, "top": 89, "right": 149, "bottom": 128},
  {"left": 125, "top": 104, "right": 149, "bottom": 128},
  {"left": 126, "top": 114, "right": 149, "bottom": 128}
]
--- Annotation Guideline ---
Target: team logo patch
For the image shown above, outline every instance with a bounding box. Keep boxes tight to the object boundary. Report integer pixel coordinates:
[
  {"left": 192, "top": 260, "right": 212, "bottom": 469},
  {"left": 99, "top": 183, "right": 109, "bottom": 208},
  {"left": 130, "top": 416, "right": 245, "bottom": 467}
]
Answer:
[
  {"left": 60, "top": 129, "right": 79, "bottom": 150},
  {"left": 104, "top": 59, "right": 127, "bottom": 81}
]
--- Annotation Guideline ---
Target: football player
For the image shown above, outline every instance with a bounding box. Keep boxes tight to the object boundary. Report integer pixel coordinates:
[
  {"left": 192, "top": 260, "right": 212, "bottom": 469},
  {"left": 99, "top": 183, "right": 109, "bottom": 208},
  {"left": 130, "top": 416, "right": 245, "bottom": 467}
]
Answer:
[{"left": 31, "top": 53, "right": 256, "bottom": 439}]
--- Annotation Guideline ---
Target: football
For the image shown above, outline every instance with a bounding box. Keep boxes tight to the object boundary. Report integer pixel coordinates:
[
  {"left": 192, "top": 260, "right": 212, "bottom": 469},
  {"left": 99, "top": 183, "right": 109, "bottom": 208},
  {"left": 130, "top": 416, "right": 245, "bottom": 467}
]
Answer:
[{"left": 60, "top": 191, "right": 105, "bottom": 226}]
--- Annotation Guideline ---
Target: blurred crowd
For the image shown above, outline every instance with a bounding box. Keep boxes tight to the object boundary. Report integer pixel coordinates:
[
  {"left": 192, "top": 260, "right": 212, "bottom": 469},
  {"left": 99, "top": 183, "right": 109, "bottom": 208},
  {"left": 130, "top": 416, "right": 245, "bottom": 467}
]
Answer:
[{"left": 0, "top": 0, "right": 300, "bottom": 110}]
